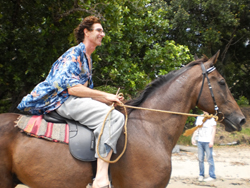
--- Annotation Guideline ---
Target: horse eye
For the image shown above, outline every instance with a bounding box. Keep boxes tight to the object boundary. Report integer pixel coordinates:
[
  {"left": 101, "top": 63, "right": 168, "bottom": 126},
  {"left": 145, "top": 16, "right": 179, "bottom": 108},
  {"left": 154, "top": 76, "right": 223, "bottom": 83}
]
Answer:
[{"left": 219, "top": 79, "right": 225, "bottom": 85}]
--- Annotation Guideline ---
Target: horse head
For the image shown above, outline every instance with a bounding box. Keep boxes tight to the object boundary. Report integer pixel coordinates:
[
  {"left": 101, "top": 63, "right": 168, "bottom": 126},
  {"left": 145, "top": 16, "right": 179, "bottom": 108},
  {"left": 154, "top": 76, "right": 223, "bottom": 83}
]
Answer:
[{"left": 196, "top": 50, "right": 246, "bottom": 132}]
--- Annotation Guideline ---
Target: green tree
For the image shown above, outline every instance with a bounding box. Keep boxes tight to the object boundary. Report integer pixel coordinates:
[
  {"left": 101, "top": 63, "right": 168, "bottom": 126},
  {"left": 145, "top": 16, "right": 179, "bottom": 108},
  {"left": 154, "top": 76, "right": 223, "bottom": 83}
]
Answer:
[
  {"left": 92, "top": 0, "right": 192, "bottom": 97},
  {"left": 0, "top": 0, "right": 91, "bottom": 112},
  {"left": 165, "top": 0, "right": 250, "bottom": 102}
]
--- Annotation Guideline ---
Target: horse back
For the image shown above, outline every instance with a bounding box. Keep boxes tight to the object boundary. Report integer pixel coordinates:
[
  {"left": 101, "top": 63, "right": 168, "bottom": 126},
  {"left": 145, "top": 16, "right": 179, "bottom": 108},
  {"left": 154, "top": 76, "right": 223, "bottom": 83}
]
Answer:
[
  {"left": 0, "top": 113, "right": 21, "bottom": 147},
  {"left": 0, "top": 113, "right": 20, "bottom": 132}
]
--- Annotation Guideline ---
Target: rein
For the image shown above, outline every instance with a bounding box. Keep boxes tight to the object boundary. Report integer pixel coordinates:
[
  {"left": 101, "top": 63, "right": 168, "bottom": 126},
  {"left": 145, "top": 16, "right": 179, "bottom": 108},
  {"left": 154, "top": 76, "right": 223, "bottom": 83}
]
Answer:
[
  {"left": 96, "top": 99, "right": 128, "bottom": 164},
  {"left": 97, "top": 63, "right": 223, "bottom": 163}
]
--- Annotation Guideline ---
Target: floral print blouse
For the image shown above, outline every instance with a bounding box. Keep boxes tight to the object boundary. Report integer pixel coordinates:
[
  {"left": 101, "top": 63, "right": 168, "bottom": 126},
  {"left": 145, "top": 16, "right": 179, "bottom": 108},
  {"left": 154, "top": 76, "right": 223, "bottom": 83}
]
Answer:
[{"left": 17, "top": 42, "right": 93, "bottom": 115}]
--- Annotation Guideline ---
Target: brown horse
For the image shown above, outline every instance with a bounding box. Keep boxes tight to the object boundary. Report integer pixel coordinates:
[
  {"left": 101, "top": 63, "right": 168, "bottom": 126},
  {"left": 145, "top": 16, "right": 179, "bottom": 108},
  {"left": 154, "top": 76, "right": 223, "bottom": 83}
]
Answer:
[{"left": 0, "top": 51, "right": 246, "bottom": 188}]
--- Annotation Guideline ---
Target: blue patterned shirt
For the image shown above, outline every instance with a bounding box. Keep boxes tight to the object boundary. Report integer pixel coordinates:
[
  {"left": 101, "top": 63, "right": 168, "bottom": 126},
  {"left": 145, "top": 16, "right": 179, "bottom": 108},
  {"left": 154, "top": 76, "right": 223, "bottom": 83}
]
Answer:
[{"left": 17, "top": 43, "right": 93, "bottom": 115}]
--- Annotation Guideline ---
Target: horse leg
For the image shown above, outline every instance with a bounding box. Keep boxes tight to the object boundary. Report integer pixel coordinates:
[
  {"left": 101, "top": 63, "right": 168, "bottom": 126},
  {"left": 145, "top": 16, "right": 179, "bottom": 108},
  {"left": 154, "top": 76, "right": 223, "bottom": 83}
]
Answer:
[
  {"left": 111, "top": 136, "right": 172, "bottom": 188},
  {"left": 0, "top": 114, "right": 20, "bottom": 188},
  {"left": 0, "top": 165, "right": 17, "bottom": 188},
  {"left": 0, "top": 143, "right": 18, "bottom": 188},
  {"left": 111, "top": 156, "right": 172, "bottom": 187}
]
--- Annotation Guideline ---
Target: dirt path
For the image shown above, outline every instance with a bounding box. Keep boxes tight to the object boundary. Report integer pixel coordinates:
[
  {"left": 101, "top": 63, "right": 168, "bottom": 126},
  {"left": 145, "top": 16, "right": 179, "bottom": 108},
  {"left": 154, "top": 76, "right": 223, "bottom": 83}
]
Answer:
[
  {"left": 16, "top": 145, "right": 250, "bottom": 188},
  {"left": 168, "top": 145, "right": 250, "bottom": 188}
]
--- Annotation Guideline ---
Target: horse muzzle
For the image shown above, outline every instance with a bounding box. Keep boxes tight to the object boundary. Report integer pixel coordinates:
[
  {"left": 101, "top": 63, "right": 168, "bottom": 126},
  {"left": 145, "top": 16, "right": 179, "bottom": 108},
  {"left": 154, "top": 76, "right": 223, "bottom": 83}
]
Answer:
[{"left": 223, "top": 115, "right": 246, "bottom": 132}]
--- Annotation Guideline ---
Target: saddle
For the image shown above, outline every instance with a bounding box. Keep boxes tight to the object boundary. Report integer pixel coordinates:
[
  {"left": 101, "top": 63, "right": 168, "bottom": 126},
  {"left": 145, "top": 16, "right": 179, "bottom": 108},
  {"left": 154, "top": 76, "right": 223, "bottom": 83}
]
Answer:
[{"left": 43, "top": 111, "right": 96, "bottom": 162}]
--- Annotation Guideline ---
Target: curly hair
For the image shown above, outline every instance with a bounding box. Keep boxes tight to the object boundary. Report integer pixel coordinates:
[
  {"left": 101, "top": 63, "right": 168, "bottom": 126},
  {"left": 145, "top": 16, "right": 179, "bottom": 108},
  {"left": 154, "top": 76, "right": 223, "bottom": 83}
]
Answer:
[{"left": 74, "top": 16, "right": 101, "bottom": 44}]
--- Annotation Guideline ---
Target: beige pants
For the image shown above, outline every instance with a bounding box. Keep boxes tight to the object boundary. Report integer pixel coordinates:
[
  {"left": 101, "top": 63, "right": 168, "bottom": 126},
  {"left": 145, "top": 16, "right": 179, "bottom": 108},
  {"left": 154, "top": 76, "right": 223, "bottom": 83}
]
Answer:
[{"left": 56, "top": 96, "right": 125, "bottom": 158}]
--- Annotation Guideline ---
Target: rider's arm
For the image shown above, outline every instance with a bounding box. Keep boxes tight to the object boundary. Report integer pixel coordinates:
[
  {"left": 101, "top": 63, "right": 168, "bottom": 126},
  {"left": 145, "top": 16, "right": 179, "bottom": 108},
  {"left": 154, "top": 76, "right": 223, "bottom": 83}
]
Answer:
[{"left": 68, "top": 84, "right": 122, "bottom": 105}]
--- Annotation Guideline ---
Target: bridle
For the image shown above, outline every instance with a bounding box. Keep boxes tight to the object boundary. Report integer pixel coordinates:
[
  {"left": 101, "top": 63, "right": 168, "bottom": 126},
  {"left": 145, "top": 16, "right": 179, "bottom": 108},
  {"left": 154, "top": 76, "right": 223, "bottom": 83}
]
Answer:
[{"left": 196, "top": 63, "right": 224, "bottom": 122}]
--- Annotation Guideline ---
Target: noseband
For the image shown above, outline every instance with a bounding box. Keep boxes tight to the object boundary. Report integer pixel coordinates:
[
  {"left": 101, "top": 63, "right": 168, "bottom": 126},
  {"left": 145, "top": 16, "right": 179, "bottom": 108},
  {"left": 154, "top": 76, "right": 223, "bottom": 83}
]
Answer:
[{"left": 196, "top": 63, "right": 224, "bottom": 122}]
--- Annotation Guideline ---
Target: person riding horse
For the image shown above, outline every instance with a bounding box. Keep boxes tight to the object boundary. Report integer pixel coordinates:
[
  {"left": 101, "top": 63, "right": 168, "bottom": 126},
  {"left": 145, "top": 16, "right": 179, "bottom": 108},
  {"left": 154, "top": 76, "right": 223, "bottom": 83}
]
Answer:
[{"left": 17, "top": 16, "right": 124, "bottom": 188}]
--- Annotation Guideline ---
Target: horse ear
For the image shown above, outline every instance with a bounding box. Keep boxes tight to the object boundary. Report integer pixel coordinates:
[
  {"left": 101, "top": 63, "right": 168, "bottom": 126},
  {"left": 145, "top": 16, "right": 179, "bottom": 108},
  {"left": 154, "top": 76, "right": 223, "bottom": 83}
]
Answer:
[
  {"left": 212, "top": 50, "right": 220, "bottom": 65},
  {"left": 206, "top": 50, "right": 220, "bottom": 66}
]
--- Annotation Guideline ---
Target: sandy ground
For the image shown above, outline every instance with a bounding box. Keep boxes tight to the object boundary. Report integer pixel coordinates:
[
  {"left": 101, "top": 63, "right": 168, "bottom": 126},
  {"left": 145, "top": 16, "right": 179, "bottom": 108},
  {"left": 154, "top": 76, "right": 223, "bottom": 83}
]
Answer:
[
  {"left": 168, "top": 145, "right": 250, "bottom": 188},
  {"left": 16, "top": 145, "right": 250, "bottom": 188}
]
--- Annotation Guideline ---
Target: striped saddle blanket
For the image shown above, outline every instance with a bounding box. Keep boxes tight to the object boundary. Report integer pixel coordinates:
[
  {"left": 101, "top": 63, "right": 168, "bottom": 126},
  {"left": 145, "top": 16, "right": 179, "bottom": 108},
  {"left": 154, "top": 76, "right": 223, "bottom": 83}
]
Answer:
[
  {"left": 15, "top": 115, "right": 69, "bottom": 143},
  {"left": 15, "top": 114, "right": 96, "bottom": 161}
]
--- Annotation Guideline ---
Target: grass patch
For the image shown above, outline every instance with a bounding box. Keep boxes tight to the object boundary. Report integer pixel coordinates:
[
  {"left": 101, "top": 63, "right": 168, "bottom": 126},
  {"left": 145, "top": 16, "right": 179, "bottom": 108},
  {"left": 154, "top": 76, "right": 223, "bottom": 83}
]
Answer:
[
  {"left": 240, "top": 128, "right": 250, "bottom": 135},
  {"left": 177, "top": 135, "right": 192, "bottom": 145}
]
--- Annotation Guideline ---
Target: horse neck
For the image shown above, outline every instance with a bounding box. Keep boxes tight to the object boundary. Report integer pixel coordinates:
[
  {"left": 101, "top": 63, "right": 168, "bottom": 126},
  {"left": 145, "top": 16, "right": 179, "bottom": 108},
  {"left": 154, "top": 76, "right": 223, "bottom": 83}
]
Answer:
[
  {"left": 129, "top": 67, "right": 201, "bottom": 146},
  {"left": 144, "top": 68, "right": 200, "bottom": 114}
]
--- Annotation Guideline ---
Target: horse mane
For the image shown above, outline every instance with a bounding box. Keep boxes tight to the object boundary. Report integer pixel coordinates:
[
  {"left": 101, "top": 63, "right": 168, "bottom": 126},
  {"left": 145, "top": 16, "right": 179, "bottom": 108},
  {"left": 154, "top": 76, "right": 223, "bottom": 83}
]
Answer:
[{"left": 125, "top": 56, "right": 208, "bottom": 110}]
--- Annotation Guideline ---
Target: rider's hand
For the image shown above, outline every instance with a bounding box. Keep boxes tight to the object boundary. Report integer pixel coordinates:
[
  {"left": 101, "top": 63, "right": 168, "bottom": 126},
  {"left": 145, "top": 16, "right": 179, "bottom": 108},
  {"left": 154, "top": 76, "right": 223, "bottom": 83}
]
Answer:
[
  {"left": 103, "top": 94, "right": 122, "bottom": 106},
  {"left": 118, "top": 95, "right": 124, "bottom": 102}
]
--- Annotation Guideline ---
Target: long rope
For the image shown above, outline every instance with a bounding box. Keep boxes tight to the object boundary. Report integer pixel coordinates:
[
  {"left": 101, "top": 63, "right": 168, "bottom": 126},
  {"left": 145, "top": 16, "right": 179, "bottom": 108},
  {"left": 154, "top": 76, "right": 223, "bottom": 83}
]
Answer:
[
  {"left": 97, "top": 92, "right": 218, "bottom": 163},
  {"left": 118, "top": 104, "right": 218, "bottom": 120},
  {"left": 96, "top": 103, "right": 128, "bottom": 163},
  {"left": 96, "top": 90, "right": 128, "bottom": 163}
]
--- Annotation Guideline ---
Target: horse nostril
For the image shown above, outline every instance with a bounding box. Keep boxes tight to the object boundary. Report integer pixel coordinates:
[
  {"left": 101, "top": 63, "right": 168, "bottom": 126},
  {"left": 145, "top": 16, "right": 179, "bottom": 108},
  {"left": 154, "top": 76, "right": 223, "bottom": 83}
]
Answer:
[{"left": 240, "top": 118, "right": 246, "bottom": 126}]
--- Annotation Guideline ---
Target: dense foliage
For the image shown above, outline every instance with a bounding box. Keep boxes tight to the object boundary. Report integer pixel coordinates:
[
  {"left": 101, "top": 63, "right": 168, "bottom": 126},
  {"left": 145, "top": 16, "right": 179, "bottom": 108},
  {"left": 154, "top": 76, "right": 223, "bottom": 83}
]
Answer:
[
  {"left": 165, "top": 0, "right": 250, "bottom": 101},
  {"left": 0, "top": 0, "right": 85, "bottom": 112},
  {"left": 0, "top": 0, "right": 249, "bottom": 113}
]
